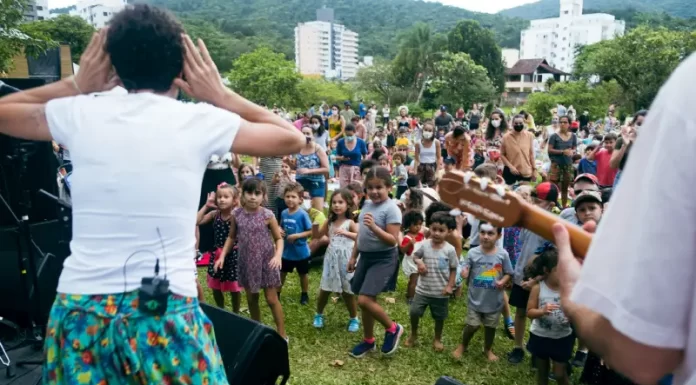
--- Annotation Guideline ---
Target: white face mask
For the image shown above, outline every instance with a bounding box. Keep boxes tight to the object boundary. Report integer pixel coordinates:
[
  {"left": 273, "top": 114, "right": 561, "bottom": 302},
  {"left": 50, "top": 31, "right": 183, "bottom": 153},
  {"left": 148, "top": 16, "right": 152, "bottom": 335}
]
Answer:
[
  {"left": 312, "top": 123, "right": 321, "bottom": 130},
  {"left": 422, "top": 131, "right": 433, "bottom": 139},
  {"left": 302, "top": 199, "right": 312, "bottom": 210},
  {"left": 491, "top": 119, "right": 501, "bottom": 128}
]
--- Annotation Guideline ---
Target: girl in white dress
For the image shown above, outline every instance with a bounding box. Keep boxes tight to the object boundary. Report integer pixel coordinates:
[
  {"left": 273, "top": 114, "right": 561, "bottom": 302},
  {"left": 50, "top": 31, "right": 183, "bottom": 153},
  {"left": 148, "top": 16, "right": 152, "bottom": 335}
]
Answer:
[{"left": 313, "top": 189, "right": 361, "bottom": 332}]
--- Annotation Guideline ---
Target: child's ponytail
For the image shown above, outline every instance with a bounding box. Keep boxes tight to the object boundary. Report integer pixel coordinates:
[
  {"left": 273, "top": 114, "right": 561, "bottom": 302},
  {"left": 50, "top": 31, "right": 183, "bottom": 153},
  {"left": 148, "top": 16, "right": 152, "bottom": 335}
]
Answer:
[{"left": 524, "top": 242, "right": 559, "bottom": 280}]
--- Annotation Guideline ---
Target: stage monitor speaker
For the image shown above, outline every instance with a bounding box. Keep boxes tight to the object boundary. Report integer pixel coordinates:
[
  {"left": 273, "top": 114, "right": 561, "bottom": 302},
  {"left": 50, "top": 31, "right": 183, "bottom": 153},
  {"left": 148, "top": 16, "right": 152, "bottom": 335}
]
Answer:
[
  {"left": 0, "top": 78, "right": 59, "bottom": 226},
  {"left": 201, "top": 303, "right": 290, "bottom": 385},
  {"left": 0, "top": 220, "right": 67, "bottom": 328},
  {"left": 435, "top": 377, "right": 465, "bottom": 385}
]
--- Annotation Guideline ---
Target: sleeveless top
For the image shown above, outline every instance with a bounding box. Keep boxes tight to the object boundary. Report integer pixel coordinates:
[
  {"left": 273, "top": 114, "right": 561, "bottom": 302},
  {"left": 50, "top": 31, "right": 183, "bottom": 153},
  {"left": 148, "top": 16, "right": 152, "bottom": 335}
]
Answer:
[
  {"left": 398, "top": 119, "right": 410, "bottom": 129},
  {"left": 530, "top": 281, "right": 572, "bottom": 339},
  {"left": 329, "top": 118, "right": 342, "bottom": 139},
  {"left": 418, "top": 141, "right": 437, "bottom": 164},
  {"left": 295, "top": 147, "right": 325, "bottom": 182}
]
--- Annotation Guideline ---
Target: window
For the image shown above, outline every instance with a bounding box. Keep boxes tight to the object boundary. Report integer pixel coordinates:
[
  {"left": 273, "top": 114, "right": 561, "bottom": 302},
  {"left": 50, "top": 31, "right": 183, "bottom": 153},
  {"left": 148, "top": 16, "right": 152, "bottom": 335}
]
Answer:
[
  {"left": 36, "top": 5, "right": 43, "bottom": 10},
  {"left": 38, "top": 16, "right": 44, "bottom": 20},
  {"left": 564, "top": 11, "right": 569, "bottom": 14},
  {"left": 103, "top": 12, "right": 108, "bottom": 16}
]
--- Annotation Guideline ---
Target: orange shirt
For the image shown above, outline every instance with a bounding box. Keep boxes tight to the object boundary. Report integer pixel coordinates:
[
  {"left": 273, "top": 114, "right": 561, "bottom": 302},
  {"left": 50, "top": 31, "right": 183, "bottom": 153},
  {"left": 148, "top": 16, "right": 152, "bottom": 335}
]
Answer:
[{"left": 501, "top": 131, "right": 534, "bottom": 177}]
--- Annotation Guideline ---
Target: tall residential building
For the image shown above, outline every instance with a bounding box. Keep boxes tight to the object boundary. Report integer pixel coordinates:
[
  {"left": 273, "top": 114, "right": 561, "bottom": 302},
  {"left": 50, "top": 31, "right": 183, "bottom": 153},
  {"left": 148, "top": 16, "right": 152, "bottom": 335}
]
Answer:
[
  {"left": 70, "top": 0, "right": 127, "bottom": 29},
  {"left": 294, "top": 8, "right": 359, "bottom": 81},
  {"left": 519, "top": 0, "right": 625, "bottom": 73},
  {"left": 24, "top": 0, "right": 49, "bottom": 21}
]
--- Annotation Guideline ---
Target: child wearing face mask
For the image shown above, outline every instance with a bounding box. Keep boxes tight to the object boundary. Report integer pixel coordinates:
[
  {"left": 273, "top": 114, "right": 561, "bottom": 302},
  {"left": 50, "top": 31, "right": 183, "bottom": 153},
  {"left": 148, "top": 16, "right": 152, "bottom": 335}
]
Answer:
[{"left": 414, "top": 121, "right": 441, "bottom": 187}]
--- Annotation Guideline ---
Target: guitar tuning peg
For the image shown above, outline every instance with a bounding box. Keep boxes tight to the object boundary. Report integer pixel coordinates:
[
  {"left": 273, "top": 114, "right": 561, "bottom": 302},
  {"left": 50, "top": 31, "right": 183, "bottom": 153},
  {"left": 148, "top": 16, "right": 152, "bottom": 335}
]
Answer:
[
  {"left": 463, "top": 172, "right": 474, "bottom": 184},
  {"left": 495, "top": 185, "right": 506, "bottom": 197},
  {"left": 479, "top": 177, "right": 490, "bottom": 191}
]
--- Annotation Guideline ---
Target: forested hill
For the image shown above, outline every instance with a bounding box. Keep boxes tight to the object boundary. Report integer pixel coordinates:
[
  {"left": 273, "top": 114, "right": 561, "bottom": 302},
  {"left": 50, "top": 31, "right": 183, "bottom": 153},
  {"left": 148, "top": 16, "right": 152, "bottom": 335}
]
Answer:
[
  {"left": 143, "top": 0, "right": 528, "bottom": 61},
  {"left": 499, "top": 0, "right": 695, "bottom": 19}
]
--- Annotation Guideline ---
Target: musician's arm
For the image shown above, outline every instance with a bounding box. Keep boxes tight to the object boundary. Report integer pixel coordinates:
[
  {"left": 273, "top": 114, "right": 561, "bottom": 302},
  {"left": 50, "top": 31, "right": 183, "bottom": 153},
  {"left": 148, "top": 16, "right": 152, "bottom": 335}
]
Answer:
[{"left": 0, "top": 78, "right": 79, "bottom": 141}]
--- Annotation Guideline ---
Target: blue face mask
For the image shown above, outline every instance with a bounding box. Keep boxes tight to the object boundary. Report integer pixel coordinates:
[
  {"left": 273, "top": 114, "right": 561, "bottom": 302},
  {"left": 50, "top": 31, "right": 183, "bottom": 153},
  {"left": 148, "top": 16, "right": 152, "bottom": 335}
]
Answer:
[{"left": 345, "top": 135, "right": 355, "bottom": 142}]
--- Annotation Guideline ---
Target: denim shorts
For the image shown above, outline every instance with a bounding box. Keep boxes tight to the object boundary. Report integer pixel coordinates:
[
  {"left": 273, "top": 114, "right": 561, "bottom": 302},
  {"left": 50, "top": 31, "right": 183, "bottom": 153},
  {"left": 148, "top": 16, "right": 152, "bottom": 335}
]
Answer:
[{"left": 297, "top": 178, "right": 326, "bottom": 198}]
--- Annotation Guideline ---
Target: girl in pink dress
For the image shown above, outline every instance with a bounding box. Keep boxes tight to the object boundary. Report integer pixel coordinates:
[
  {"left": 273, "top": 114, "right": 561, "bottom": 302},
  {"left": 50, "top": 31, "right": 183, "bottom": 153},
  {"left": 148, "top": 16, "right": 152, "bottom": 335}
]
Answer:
[{"left": 217, "top": 177, "right": 287, "bottom": 338}]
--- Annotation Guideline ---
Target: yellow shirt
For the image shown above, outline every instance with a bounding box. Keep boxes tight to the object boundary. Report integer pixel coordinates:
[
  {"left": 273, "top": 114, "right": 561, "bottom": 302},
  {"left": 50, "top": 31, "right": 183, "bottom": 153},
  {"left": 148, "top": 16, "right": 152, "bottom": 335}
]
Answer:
[
  {"left": 307, "top": 208, "right": 327, "bottom": 241},
  {"left": 328, "top": 118, "right": 342, "bottom": 139},
  {"left": 396, "top": 137, "right": 410, "bottom": 148}
]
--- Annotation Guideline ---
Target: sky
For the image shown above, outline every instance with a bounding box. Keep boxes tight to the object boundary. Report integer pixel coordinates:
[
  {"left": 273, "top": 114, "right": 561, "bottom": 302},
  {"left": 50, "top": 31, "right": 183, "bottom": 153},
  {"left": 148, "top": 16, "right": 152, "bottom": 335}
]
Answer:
[{"left": 48, "top": 0, "right": 540, "bottom": 13}]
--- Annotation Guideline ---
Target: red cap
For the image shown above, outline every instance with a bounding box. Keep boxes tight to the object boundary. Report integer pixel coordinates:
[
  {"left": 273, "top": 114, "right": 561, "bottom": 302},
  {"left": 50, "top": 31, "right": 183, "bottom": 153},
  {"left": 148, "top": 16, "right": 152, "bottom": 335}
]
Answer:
[
  {"left": 571, "top": 121, "right": 580, "bottom": 128},
  {"left": 533, "top": 182, "right": 559, "bottom": 203},
  {"left": 574, "top": 173, "right": 599, "bottom": 186}
]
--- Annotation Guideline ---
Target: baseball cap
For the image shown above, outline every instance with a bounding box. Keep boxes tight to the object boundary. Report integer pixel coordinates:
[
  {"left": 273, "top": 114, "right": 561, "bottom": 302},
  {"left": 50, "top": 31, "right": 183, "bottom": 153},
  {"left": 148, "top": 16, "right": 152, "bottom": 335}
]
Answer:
[
  {"left": 573, "top": 190, "right": 602, "bottom": 208},
  {"left": 344, "top": 101, "right": 351, "bottom": 106},
  {"left": 444, "top": 157, "right": 456, "bottom": 165},
  {"left": 574, "top": 173, "right": 599, "bottom": 186},
  {"left": 440, "top": 105, "right": 447, "bottom": 111},
  {"left": 532, "top": 182, "right": 559, "bottom": 203}
]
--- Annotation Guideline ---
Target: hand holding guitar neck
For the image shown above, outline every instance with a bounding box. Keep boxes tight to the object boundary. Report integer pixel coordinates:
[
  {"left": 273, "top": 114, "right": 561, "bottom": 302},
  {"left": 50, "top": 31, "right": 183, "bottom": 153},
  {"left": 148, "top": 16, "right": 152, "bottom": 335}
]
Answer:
[{"left": 438, "top": 170, "right": 592, "bottom": 259}]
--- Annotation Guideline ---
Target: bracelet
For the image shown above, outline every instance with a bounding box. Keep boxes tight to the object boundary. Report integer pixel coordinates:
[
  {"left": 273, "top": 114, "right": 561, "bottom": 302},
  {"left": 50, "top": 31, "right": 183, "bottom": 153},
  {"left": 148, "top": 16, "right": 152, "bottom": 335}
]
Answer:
[{"left": 71, "top": 76, "right": 83, "bottom": 95}]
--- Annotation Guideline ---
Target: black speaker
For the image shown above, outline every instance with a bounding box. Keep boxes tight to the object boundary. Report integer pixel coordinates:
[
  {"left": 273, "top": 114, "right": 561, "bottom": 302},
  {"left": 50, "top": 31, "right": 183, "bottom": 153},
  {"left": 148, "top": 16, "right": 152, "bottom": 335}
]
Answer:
[
  {"left": 435, "top": 376, "right": 465, "bottom": 385},
  {"left": 0, "top": 220, "right": 67, "bottom": 328},
  {"left": 200, "top": 303, "right": 290, "bottom": 385}
]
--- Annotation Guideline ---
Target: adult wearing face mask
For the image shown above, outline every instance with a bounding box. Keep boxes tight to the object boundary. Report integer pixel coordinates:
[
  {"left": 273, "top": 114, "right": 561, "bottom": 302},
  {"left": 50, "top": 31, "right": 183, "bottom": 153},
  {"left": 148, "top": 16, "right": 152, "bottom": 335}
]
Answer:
[
  {"left": 444, "top": 125, "right": 470, "bottom": 171},
  {"left": 335, "top": 124, "right": 367, "bottom": 188},
  {"left": 310, "top": 115, "right": 328, "bottom": 151},
  {"left": 485, "top": 111, "right": 508, "bottom": 149},
  {"left": 328, "top": 104, "right": 346, "bottom": 142},
  {"left": 500, "top": 115, "right": 536, "bottom": 185},
  {"left": 295, "top": 126, "right": 330, "bottom": 211}
]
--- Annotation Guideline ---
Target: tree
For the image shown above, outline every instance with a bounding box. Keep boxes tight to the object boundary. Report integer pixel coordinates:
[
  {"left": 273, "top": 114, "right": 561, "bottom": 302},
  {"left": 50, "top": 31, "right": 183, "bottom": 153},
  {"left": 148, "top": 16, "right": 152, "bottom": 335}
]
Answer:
[
  {"left": 226, "top": 47, "right": 301, "bottom": 107},
  {"left": 430, "top": 52, "right": 496, "bottom": 110},
  {"left": 355, "top": 60, "right": 408, "bottom": 106},
  {"left": 391, "top": 23, "right": 447, "bottom": 103},
  {"left": 574, "top": 26, "right": 696, "bottom": 110},
  {"left": 20, "top": 15, "right": 95, "bottom": 62},
  {"left": 296, "top": 78, "right": 352, "bottom": 110},
  {"left": 0, "top": 0, "right": 54, "bottom": 72},
  {"left": 525, "top": 81, "right": 624, "bottom": 125},
  {"left": 447, "top": 20, "right": 506, "bottom": 92}
]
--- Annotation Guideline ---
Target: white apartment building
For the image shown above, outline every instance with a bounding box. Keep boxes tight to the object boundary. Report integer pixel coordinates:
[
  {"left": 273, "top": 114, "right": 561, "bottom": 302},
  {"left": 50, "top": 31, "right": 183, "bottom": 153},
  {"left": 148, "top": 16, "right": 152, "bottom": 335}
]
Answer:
[
  {"left": 70, "top": 0, "right": 127, "bottom": 29},
  {"left": 294, "top": 8, "right": 359, "bottom": 81},
  {"left": 24, "top": 0, "right": 49, "bottom": 21},
  {"left": 519, "top": 0, "right": 625, "bottom": 73}
]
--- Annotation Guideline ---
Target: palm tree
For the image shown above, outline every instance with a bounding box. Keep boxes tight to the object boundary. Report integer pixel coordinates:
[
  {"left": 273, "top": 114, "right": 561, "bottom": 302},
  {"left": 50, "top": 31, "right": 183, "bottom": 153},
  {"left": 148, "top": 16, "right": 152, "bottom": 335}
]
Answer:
[{"left": 392, "top": 23, "right": 447, "bottom": 104}]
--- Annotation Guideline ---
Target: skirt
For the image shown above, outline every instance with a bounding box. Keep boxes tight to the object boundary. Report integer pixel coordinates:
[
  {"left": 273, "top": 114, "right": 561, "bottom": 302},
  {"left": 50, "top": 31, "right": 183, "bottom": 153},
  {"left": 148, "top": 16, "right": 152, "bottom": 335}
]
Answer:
[
  {"left": 199, "top": 168, "right": 236, "bottom": 253},
  {"left": 43, "top": 291, "right": 228, "bottom": 384},
  {"left": 386, "top": 134, "right": 396, "bottom": 148},
  {"left": 206, "top": 247, "right": 242, "bottom": 292},
  {"left": 350, "top": 248, "right": 399, "bottom": 296}
]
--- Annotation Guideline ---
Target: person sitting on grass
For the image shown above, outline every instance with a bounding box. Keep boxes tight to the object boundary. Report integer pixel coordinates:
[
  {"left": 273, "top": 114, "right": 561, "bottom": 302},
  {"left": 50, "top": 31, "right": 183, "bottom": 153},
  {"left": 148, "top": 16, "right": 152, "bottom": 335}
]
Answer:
[
  {"left": 453, "top": 221, "right": 513, "bottom": 362},
  {"left": 405, "top": 212, "right": 458, "bottom": 351}
]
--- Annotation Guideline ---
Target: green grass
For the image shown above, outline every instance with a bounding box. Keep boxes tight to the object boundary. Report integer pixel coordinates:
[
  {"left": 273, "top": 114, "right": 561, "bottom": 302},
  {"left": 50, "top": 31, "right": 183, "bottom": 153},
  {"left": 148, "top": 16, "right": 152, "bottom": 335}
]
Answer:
[{"left": 197, "top": 266, "right": 544, "bottom": 385}]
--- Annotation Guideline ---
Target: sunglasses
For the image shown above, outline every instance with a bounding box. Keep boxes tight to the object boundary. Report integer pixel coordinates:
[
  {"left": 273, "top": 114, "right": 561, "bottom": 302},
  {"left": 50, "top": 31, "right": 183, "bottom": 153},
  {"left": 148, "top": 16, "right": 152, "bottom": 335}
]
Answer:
[{"left": 574, "top": 188, "right": 599, "bottom": 196}]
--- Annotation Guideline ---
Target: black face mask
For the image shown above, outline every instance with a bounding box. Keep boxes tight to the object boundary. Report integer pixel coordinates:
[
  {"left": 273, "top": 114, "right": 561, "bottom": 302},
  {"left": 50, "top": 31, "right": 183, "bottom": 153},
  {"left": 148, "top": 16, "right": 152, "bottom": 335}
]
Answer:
[{"left": 513, "top": 124, "right": 524, "bottom": 132}]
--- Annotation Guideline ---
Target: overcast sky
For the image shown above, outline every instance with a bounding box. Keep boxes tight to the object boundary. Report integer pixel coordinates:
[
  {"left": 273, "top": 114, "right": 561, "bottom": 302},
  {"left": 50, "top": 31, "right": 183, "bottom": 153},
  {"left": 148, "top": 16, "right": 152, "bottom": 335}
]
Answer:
[{"left": 48, "top": 0, "right": 539, "bottom": 13}]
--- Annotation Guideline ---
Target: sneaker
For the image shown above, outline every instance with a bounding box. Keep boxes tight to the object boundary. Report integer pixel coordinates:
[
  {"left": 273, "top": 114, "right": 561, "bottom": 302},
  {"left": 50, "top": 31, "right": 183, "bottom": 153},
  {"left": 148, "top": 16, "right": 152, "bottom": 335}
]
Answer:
[
  {"left": 508, "top": 347, "right": 525, "bottom": 364},
  {"left": 349, "top": 340, "right": 376, "bottom": 358},
  {"left": 347, "top": 318, "right": 360, "bottom": 333},
  {"left": 572, "top": 351, "right": 588, "bottom": 367},
  {"left": 381, "top": 324, "right": 404, "bottom": 355},
  {"left": 300, "top": 292, "right": 309, "bottom": 306},
  {"left": 313, "top": 314, "right": 325, "bottom": 329}
]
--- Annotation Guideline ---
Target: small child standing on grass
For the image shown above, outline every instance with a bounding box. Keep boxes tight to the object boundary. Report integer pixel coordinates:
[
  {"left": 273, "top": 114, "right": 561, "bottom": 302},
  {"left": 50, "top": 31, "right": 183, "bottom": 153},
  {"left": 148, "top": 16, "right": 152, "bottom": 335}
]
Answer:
[
  {"left": 279, "top": 183, "right": 313, "bottom": 305},
  {"left": 348, "top": 167, "right": 404, "bottom": 358},
  {"left": 453, "top": 221, "right": 513, "bottom": 362},
  {"left": 399, "top": 210, "right": 426, "bottom": 304},
  {"left": 526, "top": 245, "right": 575, "bottom": 385},
  {"left": 405, "top": 212, "right": 458, "bottom": 351},
  {"left": 392, "top": 152, "right": 408, "bottom": 199},
  {"left": 314, "top": 189, "right": 360, "bottom": 331}
]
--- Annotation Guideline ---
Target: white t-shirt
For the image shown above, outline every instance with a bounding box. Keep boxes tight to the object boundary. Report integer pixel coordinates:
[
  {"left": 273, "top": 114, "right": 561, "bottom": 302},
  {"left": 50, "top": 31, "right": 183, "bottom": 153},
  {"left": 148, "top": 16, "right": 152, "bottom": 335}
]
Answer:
[
  {"left": 47, "top": 93, "right": 240, "bottom": 298},
  {"left": 570, "top": 53, "right": 696, "bottom": 385}
]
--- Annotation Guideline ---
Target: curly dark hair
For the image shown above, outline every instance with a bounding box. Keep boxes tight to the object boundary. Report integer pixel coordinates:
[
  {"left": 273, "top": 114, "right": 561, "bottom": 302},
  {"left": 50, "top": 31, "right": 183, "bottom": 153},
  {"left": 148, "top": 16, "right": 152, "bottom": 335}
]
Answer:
[{"left": 106, "top": 4, "right": 184, "bottom": 92}]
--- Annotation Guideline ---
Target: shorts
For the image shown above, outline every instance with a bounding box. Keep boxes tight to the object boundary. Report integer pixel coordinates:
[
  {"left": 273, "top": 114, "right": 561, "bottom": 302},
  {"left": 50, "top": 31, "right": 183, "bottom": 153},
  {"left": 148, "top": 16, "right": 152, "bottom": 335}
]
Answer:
[
  {"left": 281, "top": 258, "right": 310, "bottom": 275},
  {"left": 466, "top": 307, "right": 501, "bottom": 328},
  {"left": 410, "top": 293, "right": 449, "bottom": 321},
  {"left": 527, "top": 332, "right": 576, "bottom": 363},
  {"left": 502, "top": 167, "right": 533, "bottom": 186},
  {"left": 509, "top": 283, "right": 531, "bottom": 309},
  {"left": 549, "top": 163, "right": 574, "bottom": 185},
  {"left": 297, "top": 178, "right": 326, "bottom": 199},
  {"left": 350, "top": 248, "right": 399, "bottom": 297},
  {"left": 43, "top": 292, "right": 227, "bottom": 385}
]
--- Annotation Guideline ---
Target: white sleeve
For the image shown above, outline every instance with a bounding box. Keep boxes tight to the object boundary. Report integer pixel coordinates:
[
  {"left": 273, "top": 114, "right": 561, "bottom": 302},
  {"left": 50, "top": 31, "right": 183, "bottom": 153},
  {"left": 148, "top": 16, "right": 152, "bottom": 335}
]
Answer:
[
  {"left": 46, "top": 96, "right": 83, "bottom": 147},
  {"left": 570, "top": 56, "right": 696, "bottom": 349},
  {"left": 195, "top": 104, "right": 241, "bottom": 159}
]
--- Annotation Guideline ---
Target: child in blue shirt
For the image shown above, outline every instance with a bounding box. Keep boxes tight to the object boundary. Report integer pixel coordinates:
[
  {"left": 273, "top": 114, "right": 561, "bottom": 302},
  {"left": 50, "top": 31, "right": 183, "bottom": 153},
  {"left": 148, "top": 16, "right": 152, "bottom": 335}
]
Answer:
[
  {"left": 279, "top": 182, "right": 313, "bottom": 305},
  {"left": 577, "top": 144, "right": 597, "bottom": 175}
]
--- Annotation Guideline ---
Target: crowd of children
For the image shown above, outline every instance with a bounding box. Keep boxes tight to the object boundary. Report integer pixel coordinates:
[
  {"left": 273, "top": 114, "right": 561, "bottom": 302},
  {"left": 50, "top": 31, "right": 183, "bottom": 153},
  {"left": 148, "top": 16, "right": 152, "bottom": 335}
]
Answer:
[{"left": 193, "top": 102, "right": 651, "bottom": 385}]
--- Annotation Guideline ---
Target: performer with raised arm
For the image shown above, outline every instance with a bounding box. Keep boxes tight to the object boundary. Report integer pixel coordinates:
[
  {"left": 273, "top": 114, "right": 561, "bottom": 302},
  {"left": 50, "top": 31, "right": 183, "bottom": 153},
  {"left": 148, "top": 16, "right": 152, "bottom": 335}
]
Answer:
[{"left": 0, "top": 5, "right": 304, "bottom": 384}]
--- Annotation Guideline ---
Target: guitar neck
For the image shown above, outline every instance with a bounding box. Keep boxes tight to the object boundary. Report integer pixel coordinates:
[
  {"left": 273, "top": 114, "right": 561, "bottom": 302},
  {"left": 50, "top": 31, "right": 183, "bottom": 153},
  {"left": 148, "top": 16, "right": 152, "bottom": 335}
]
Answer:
[{"left": 518, "top": 204, "right": 591, "bottom": 259}]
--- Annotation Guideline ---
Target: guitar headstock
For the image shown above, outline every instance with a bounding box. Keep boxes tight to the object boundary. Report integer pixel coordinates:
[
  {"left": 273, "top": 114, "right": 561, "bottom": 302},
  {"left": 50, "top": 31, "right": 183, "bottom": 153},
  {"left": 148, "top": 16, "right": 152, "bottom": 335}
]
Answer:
[{"left": 439, "top": 170, "right": 525, "bottom": 228}]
